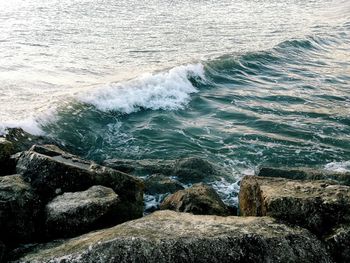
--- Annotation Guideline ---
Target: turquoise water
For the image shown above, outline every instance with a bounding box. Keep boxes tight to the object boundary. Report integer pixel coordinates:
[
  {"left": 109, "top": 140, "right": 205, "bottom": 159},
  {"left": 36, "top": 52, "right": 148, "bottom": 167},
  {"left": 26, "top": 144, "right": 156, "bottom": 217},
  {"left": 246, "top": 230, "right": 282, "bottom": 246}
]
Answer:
[
  {"left": 1, "top": 0, "right": 350, "bottom": 205},
  {"left": 43, "top": 29, "right": 350, "bottom": 169}
]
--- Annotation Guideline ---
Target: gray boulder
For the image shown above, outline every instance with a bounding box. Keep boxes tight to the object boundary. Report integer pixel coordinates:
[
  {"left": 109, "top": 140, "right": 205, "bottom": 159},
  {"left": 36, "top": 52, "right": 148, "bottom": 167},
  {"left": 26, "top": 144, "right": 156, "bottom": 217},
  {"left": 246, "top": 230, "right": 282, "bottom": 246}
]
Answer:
[
  {"left": 239, "top": 176, "right": 350, "bottom": 236},
  {"left": 160, "top": 183, "right": 230, "bottom": 216},
  {"left": 144, "top": 174, "right": 184, "bottom": 195},
  {"left": 258, "top": 166, "right": 350, "bottom": 186},
  {"left": 0, "top": 175, "right": 40, "bottom": 245},
  {"left": 10, "top": 211, "right": 332, "bottom": 263},
  {"left": 16, "top": 144, "right": 144, "bottom": 222},
  {"left": 45, "top": 186, "right": 120, "bottom": 238},
  {"left": 0, "top": 138, "right": 16, "bottom": 175}
]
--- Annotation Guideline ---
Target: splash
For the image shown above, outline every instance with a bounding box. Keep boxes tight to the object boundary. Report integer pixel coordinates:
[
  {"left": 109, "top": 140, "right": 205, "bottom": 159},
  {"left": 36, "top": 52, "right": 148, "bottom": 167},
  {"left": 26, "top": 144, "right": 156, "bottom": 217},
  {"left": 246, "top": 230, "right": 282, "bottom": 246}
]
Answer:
[{"left": 78, "top": 64, "right": 205, "bottom": 114}]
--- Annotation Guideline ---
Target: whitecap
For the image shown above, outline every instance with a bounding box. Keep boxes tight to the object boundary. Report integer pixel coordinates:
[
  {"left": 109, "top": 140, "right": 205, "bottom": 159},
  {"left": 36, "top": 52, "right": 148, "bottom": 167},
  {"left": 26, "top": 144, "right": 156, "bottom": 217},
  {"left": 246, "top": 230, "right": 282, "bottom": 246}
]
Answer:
[
  {"left": 324, "top": 161, "right": 350, "bottom": 173},
  {"left": 78, "top": 64, "right": 205, "bottom": 113}
]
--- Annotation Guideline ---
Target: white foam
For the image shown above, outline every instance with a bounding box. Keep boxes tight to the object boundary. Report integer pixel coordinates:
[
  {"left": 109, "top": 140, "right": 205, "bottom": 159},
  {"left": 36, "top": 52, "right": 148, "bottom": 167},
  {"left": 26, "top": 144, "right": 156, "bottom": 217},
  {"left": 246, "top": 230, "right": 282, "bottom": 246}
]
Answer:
[
  {"left": 0, "top": 107, "right": 58, "bottom": 136},
  {"left": 144, "top": 193, "right": 169, "bottom": 214},
  {"left": 324, "top": 161, "right": 350, "bottom": 173},
  {"left": 78, "top": 64, "right": 205, "bottom": 113},
  {"left": 210, "top": 178, "right": 240, "bottom": 207},
  {"left": 0, "top": 118, "right": 44, "bottom": 136}
]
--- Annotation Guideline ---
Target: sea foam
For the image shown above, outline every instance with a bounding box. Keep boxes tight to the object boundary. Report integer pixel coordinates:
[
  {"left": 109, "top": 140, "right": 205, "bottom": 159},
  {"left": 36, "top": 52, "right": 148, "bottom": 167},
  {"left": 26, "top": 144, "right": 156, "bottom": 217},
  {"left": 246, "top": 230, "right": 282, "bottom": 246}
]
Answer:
[
  {"left": 78, "top": 64, "right": 205, "bottom": 114},
  {"left": 0, "top": 118, "right": 44, "bottom": 136},
  {"left": 324, "top": 161, "right": 350, "bottom": 173}
]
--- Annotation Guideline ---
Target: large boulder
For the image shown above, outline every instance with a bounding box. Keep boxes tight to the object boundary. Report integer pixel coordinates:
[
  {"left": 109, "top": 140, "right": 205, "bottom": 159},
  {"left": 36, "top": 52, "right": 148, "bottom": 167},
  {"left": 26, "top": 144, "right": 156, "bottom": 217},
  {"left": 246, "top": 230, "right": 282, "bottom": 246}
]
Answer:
[
  {"left": 0, "top": 175, "right": 40, "bottom": 246},
  {"left": 16, "top": 144, "right": 144, "bottom": 222},
  {"left": 10, "top": 211, "right": 331, "bottom": 263},
  {"left": 160, "top": 183, "right": 230, "bottom": 216},
  {"left": 0, "top": 138, "right": 16, "bottom": 175},
  {"left": 45, "top": 186, "right": 120, "bottom": 239},
  {"left": 258, "top": 166, "right": 350, "bottom": 186},
  {"left": 239, "top": 176, "right": 350, "bottom": 236},
  {"left": 144, "top": 174, "right": 184, "bottom": 195},
  {"left": 324, "top": 225, "right": 350, "bottom": 263}
]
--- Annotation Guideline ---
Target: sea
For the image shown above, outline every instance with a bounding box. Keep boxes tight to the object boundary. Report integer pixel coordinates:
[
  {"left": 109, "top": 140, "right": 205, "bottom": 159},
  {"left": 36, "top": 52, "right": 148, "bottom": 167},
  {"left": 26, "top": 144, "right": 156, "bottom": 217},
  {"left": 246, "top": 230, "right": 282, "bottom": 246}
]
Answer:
[{"left": 1, "top": 0, "right": 349, "bottom": 207}]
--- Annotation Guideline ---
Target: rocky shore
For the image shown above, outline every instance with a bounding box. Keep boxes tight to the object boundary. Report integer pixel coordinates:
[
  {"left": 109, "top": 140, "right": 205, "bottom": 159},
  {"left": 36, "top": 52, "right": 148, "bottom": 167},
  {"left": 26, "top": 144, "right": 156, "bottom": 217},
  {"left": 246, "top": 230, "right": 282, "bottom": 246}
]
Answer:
[{"left": 1, "top": 128, "right": 349, "bottom": 262}]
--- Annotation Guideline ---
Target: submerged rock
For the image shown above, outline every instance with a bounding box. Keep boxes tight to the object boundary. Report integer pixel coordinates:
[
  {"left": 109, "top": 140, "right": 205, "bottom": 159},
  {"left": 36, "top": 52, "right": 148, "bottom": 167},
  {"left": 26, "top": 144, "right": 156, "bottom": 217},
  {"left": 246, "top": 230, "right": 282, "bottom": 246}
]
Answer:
[
  {"left": 0, "top": 175, "right": 40, "bottom": 246},
  {"left": 10, "top": 211, "right": 331, "bottom": 263},
  {"left": 173, "top": 157, "right": 218, "bottom": 183},
  {"left": 16, "top": 144, "right": 144, "bottom": 222},
  {"left": 103, "top": 158, "right": 174, "bottom": 176},
  {"left": 258, "top": 166, "right": 350, "bottom": 186},
  {"left": 144, "top": 174, "right": 184, "bottom": 195},
  {"left": 104, "top": 156, "right": 230, "bottom": 184},
  {"left": 239, "top": 176, "right": 350, "bottom": 236},
  {"left": 324, "top": 225, "right": 350, "bottom": 263},
  {"left": 0, "top": 138, "right": 16, "bottom": 175},
  {"left": 45, "top": 186, "right": 120, "bottom": 239},
  {"left": 160, "top": 183, "right": 230, "bottom": 216}
]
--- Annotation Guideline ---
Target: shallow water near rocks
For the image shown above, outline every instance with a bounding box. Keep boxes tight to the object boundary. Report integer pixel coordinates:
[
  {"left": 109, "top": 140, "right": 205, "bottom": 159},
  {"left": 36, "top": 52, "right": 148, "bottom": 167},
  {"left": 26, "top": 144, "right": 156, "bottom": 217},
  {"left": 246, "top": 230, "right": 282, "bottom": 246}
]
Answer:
[{"left": 1, "top": 0, "right": 350, "bottom": 207}]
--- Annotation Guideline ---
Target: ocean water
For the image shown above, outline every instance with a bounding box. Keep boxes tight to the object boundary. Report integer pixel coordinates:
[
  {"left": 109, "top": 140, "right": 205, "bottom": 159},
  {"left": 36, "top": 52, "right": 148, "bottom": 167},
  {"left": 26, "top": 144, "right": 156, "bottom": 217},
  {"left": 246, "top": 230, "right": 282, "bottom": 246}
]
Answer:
[{"left": 1, "top": 0, "right": 350, "bottom": 206}]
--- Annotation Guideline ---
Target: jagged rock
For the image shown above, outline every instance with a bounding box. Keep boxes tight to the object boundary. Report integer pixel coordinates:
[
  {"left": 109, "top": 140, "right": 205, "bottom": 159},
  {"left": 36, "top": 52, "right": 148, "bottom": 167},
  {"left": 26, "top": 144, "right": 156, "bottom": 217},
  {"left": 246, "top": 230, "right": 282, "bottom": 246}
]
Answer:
[
  {"left": 0, "top": 138, "right": 16, "bottom": 175},
  {"left": 10, "top": 211, "right": 332, "bottom": 263},
  {"left": 324, "top": 225, "right": 350, "bottom": 263},
  {"left": 4, "top": 128, "right": 56, "bottom": 153},
  {"left": 16, "top": 144, "right": 144, "bottom": 222},
  {"left": 0, "top": 175, "right": 40, "bottom": 246},
  {"left": 45, "top": 186, "right": 120, "bottom": 238},
  {"left": 144, "top": 174, "right": 184, "bottom": 195},
  {"left": 258, "top": 166, "right": 350, "bottom": 186},
  {"left": 160, "top": 183, "right": 230, "bottom": 216},
  {"left": 239, "top": 176, "right": 350, "bottom": 236},
  {"left": 104, "top": 157, "right": 230, "bottom": 184}
]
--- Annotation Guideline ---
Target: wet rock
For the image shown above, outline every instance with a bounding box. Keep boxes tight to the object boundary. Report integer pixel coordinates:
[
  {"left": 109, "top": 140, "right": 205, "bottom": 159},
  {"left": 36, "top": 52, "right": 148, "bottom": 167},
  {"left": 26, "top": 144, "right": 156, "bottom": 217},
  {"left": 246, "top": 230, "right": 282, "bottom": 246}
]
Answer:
[
  {"left": 10, "top": 211, "right": 331, "bottom": 263},
  {"left": 144, "top": 174, "right": 184, "bottom": 195},
  {"left": 258, "top": 166, "right": 350, "bottom": 186},
  {"left": 0, "top": 138, "right": 16, "bottom": 175},
  {"left": 173, "top": 157, "right": 221, "bottom": 183},
  {"left": 103, "top": 158, "right": 174, "bottom": 176},
  {"left": 0, "top": 175, "right": 40, "bottom": 246},
  {"left": 160, "top": 183, "right": 230, "bottom": 216},
  {"left": 45, "top": 186, "right": 120, "bottom": 238},
  {"left": 324, "top": 225, "right": 350, "bottom": 263},
  {"left": 239, "top": 176, "right": 350, "bottom": 236},
  {"left": 16, "top": 144, "right": 144, "bottom": 222},
  {"left": 4, "top": 128, "right": 56, "bottom": 153},
  {"left": 104, "top": 156, "right": 229, "bottom": 184}
]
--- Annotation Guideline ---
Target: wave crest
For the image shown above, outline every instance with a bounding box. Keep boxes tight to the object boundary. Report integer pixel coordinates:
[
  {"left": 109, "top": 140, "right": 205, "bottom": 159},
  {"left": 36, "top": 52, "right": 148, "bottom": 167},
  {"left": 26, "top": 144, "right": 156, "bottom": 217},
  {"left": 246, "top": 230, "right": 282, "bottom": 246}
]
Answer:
[{"left": 78, "top": 64, "right": 205, "bottom": 114}]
